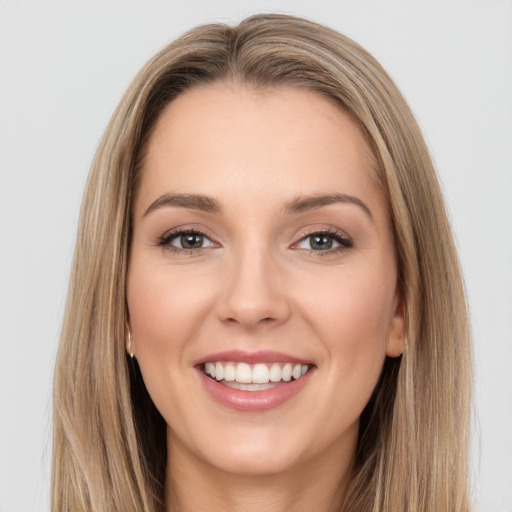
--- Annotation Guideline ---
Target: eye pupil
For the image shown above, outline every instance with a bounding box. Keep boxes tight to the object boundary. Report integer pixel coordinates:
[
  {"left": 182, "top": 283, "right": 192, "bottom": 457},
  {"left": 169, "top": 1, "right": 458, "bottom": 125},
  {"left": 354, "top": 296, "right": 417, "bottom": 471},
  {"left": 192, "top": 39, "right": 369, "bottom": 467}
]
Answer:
[
  {"left": 181, "top": 233, "right": 203, "bottom": 248},
  {"left": 310, "top": 235, "right": 333, "bottom": 250}
]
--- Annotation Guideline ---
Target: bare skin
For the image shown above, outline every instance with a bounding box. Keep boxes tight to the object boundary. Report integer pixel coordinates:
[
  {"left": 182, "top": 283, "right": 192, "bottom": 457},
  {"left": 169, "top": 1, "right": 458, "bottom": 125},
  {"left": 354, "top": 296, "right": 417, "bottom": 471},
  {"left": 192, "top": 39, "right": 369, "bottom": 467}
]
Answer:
[
  {"left": 127, "top": 84, "right": 405, "bottom": 512},
  {"left": 165, "top": 432, "right": 349, "bottom": 512}
]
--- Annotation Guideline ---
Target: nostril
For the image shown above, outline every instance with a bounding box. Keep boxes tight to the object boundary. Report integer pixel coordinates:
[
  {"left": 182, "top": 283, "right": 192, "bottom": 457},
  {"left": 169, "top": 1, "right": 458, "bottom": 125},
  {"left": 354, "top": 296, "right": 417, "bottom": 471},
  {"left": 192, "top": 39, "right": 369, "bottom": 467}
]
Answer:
[{"left": 224, "top": 315, "right": 279, "bottom": 327}]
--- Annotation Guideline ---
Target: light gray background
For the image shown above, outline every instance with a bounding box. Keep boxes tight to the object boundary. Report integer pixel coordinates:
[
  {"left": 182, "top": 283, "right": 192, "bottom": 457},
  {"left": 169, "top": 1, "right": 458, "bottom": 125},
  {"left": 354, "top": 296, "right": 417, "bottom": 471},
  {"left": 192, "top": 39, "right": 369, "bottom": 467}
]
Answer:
[{"left": 0, "top": 1, "right": 511, "bottom": 511}]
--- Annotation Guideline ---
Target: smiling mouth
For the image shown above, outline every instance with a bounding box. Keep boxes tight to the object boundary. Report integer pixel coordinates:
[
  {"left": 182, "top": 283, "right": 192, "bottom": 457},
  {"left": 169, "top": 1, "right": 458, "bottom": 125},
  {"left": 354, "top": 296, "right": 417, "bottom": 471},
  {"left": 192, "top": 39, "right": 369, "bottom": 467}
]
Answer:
[{"left": 202, "top": 362, "right": 312, "bottom": 391}]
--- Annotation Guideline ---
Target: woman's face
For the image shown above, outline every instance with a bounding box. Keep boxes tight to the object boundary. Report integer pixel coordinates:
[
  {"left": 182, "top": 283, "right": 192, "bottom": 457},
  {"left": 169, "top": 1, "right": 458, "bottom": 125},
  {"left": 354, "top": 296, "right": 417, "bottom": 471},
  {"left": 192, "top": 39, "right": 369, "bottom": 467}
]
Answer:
[{"left": 127, "top": 84, "right": 404, "bottom": 477}]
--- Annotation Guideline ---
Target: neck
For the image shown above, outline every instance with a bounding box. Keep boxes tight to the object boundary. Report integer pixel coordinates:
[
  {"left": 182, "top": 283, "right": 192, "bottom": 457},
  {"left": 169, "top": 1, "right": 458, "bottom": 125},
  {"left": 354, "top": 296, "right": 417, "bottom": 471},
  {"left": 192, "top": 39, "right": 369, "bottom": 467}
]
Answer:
[{"left": 164, "top": 430, "right": 355, "bottom": 512}]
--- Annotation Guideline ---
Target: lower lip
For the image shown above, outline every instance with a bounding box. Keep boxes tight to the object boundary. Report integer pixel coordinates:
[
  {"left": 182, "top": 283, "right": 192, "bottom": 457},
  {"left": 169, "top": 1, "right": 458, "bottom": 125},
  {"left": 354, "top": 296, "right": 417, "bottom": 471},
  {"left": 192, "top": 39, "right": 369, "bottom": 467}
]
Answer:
[{"left": 198, "top": 368, "right": 314, "bottom": 412}]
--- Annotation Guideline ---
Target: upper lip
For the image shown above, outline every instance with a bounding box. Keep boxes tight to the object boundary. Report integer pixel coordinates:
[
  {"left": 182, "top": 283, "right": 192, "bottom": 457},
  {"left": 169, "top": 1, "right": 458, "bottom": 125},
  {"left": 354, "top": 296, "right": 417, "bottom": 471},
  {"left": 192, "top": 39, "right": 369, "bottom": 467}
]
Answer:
[{"left": 193, "top": 350, "right": 314, "bottom": 366}]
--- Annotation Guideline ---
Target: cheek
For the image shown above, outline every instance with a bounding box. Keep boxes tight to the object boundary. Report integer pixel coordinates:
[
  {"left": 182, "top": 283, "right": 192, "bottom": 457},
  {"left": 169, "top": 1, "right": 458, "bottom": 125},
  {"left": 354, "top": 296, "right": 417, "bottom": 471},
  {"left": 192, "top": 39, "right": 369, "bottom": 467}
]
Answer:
[
  {"left": 126, "top": 260, "right": 213, "bottom": 361},
  {"left": 303, "top": 266, "right": 396, "bottom": 346},
  {"left": 301, "top": 271, "right": 394, "bottom": 426},
  {"left": 298, "top": 264, "right": 396, "bottom": 390},
  {"left": 126, "top": 260, "right": 215, "bottom": 427}
]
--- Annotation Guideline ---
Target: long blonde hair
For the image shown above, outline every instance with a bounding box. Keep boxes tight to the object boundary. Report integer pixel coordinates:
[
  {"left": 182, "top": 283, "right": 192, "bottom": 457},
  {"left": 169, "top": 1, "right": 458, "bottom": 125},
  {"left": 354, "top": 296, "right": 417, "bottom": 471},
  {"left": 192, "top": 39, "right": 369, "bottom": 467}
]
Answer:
[{"left": 52, "top": 13, "right": 472, "bottom": 511}]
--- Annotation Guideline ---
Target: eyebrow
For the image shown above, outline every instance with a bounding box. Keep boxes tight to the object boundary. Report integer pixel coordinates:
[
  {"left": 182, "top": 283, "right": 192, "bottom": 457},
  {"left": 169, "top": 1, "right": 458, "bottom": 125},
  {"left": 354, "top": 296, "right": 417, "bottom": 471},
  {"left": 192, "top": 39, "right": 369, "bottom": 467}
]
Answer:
[
  {"left": 282, "top": 193, "right": 373, "bottom": 221},
  {"left": 143, "top": 192, "right": 373, "bottom": 221},
  {"left": 144, "top": 193, "right": 222, "bottom": 216}
]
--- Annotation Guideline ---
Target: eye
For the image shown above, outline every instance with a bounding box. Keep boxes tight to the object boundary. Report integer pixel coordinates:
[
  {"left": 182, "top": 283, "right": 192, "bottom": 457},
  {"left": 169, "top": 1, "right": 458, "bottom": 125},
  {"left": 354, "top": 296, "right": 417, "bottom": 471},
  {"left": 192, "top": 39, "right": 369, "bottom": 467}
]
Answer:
[
  {"left": 294, "top": 230, "right": 352, "bottom": 254},
  {"left": 159, "top": 230, "right": 216, "bottom": 251}
]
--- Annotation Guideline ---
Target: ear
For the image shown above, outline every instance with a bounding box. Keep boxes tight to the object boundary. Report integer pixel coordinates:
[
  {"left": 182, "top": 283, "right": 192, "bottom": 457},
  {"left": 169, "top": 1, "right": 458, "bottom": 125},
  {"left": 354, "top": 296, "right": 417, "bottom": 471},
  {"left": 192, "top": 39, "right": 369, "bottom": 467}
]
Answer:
[{"left": 385, "top": 291, "right": 406, "bottom": 358}]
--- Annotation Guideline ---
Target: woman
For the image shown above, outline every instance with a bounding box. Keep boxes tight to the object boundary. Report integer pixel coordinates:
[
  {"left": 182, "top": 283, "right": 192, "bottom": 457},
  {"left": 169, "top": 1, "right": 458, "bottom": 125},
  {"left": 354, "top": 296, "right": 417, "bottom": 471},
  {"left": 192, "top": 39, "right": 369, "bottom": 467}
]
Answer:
[{"left": 52, "top": 13, "right": 472, "bottom": 511}]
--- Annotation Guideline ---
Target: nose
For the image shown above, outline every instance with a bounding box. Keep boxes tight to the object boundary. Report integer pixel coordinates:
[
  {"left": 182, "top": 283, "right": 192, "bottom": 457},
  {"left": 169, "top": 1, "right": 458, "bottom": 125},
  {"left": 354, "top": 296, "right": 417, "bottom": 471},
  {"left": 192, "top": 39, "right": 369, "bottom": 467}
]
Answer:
[{"left": 216, "top": 246, "right": 291, "bottom": 330}]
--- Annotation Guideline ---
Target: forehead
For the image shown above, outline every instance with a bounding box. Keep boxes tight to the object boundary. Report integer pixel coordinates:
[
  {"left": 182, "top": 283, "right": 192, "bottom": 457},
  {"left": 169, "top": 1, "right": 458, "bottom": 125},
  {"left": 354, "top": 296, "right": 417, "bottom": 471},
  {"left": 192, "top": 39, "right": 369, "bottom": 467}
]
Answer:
[{"left": 136, "top": 84, "right": 383, "bottom": 214}]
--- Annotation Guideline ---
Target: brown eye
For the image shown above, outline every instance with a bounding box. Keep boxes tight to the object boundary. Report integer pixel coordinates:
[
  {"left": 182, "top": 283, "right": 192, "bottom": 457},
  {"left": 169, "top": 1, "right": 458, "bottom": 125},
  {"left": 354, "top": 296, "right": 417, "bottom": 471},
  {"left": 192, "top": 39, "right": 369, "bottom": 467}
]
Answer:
[{"left": 177, "top": 233, "right": 205, "bottom": 249}]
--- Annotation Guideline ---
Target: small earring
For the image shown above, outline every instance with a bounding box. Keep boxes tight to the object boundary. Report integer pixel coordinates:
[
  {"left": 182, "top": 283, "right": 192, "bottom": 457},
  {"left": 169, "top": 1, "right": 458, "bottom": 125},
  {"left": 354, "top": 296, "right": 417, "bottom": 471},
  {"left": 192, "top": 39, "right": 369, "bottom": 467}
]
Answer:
[{"left": 127, "top": 329, "right": 135, "bottom": 359}]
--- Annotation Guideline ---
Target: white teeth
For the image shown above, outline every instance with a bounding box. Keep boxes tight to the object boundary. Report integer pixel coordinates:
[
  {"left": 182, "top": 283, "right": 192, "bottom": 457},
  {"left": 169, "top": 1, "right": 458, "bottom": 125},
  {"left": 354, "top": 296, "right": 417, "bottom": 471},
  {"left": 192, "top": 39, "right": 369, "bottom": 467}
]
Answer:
[
  {"left": 215, "top": 362, "right": 224, "bottom": 381},
  {"left": 252, "top": 363, "right": 270, "bottom": 384},
  {"left": 203, "top": 361, "right": 311, "bottom": 385},
  {"left": 281, "top": 363, "right": 292, "bottom": 382},
  {"left": 235, "top": 362, "right": 252, "bottom": 383},
  {"left": 269, "top": 363, "right": 281, "bottom": 382},
  {"left": 223, "top": 381, "right": 276, "bottom": 391},
  {"left": 224, "top": 363, "right": 236, "bottom": 382},
  {"left": 205, "top": 362, "right": 216, "bottom": 378}
]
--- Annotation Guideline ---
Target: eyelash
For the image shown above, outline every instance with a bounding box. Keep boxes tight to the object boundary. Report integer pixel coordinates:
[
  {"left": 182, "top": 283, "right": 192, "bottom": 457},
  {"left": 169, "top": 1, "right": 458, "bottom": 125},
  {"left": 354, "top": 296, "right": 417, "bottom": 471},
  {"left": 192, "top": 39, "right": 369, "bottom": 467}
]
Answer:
[
  {"left": 157, "top": 227, "right": 353, "bottom": 256},
  {"left": 292, "top": 228, "right": 353, "bottom": 257},
  {"left": 157, "top": 228, "right": 216, "bottom": 254}
]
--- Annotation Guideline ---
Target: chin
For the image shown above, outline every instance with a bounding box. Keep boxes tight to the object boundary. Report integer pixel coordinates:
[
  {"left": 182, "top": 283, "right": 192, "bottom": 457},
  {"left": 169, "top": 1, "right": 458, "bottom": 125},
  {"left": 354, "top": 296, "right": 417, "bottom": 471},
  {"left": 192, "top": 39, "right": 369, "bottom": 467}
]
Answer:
[
  {"left": 169, "top": 421, "right": 311, "bottom": 477},
  {"left": 206, "top": 443, "right": 303, "bottom": 477}
]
